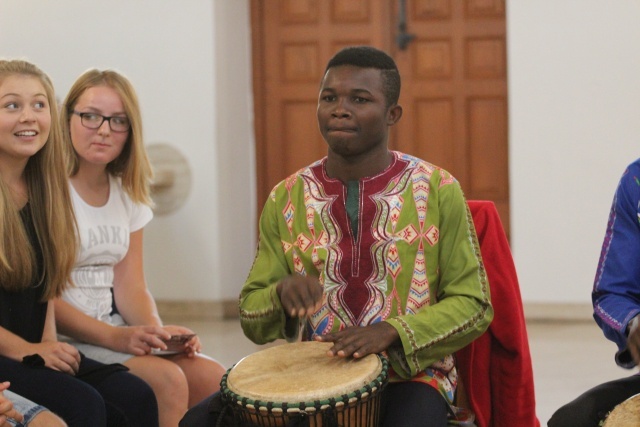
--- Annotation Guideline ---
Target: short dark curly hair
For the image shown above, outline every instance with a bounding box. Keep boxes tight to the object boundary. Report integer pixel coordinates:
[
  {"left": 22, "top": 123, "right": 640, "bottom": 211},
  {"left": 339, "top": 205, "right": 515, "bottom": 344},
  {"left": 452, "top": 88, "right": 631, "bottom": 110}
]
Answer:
[{"left": 324, "top": 46, "right": 401, "bottom": 107}]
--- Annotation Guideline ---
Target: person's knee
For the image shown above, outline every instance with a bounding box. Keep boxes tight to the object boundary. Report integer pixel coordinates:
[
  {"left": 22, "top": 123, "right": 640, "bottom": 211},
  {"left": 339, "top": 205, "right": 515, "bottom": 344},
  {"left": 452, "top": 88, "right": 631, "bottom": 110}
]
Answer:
[
  {"left": 548, "top": 410, "right": 594, "bottom": 427},
  {"left": 173, "top": 354, "right": 225, "bottom": 385},
  {"left": 128, "top": 356, "right": 189, "bottom": 407},
  {"left": 29, "top": 410, "right": 68, "bottom": 427},
  {"left": 177, "top": 355, "right": 226, "bottom": 405},
  {"left": 381, "top": 382, "right": 447, "bottom": 427},
  {"left": 180, "top": 393, "right": 222, "bottom": 427},
  {"left": 129, "top": 376, "right": 159, "bottom": 417},
  {"left": 158, "top": 361, "right": 189, "bottom": 396},
  {"left": 548, "top": 395, "right": 605, "bottom": 427},
  {"left": 62, "top": 384, "right": 107, "bottom": 424},
  {"left": 198, "top": 358, "right": 226, "bottom": 390},
  {"left": 547, "top": 377, "right": 640, "bottom": 427},
  {"left": 95, "top": 371, "right": 158, "bottom": 427}
]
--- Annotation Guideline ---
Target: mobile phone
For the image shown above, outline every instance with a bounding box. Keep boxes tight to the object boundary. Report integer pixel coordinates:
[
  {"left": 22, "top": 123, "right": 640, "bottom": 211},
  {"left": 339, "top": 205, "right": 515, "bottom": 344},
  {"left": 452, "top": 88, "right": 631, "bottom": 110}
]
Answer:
[{"left": 162, "top": 334, "right": 196, "bottom": 352}]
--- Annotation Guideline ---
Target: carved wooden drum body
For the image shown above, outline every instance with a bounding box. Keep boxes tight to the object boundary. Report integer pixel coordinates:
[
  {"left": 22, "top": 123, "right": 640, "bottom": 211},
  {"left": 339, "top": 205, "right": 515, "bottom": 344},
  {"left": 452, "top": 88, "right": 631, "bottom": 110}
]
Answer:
[{"left": 221, "top": 341, "right": 389, "bottom": 427}]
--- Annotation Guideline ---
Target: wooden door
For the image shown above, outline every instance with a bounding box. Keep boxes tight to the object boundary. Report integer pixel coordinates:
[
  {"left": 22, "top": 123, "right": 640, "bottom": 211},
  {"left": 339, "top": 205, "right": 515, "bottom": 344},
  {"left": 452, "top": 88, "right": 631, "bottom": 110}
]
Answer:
[{"left": 251, "top": 0, "right": 509, "bottom": 234}]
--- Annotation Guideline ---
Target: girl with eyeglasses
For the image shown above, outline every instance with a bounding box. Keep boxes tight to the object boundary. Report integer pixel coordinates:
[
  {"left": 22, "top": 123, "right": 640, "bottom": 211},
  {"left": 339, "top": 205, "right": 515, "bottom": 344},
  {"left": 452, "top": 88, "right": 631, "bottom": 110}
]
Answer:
[{"left": 54, "top": 69, "right": 226, "bottom": 427}]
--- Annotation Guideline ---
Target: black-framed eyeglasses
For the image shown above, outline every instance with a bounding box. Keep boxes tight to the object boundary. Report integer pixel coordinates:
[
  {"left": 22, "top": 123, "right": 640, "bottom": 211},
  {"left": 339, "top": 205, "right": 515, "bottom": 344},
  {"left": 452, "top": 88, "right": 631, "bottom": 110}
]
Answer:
[{"left": 72, "top": 111, "right": 131, "bottom": 133}]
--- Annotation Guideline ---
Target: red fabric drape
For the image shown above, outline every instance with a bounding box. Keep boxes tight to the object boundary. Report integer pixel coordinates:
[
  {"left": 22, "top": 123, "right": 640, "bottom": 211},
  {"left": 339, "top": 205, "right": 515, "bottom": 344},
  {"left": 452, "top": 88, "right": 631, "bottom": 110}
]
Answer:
[{"left": 456, "top": 200, "right": 540, "bottom": 427}]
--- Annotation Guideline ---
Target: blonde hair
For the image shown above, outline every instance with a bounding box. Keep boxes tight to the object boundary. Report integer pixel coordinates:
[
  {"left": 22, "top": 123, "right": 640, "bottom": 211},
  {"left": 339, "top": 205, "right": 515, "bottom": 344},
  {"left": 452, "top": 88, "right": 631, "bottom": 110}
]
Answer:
[
  {"left": 61, "top": 69, "right": 153, "bottom": 205},
  {"left": 0, "top": 59, "right": 77, "bottom": 300}
]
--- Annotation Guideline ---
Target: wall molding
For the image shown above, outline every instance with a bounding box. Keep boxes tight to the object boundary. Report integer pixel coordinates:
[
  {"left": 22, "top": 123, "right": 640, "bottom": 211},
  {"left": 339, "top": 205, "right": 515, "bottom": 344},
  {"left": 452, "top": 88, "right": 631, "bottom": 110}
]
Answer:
[
  {"left": 156, "top": 299, "right": 238, "bottom": 321},
  {"left": 524, "top": 302, "right": 593, "bottom": 322}
]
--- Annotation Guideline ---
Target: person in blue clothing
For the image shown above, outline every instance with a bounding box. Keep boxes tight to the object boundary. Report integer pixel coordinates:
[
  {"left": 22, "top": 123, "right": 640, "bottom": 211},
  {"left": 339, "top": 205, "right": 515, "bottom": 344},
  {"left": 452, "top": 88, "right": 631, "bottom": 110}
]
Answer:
[{"left": 549, "top": 159, "right": 640, "bottom": 426}]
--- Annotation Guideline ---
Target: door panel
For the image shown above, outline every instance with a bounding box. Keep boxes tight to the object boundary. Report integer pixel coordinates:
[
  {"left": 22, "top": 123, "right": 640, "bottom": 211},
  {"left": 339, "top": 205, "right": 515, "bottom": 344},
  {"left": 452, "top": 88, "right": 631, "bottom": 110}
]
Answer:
[
  {"left": 252, "top": 0, "right": 392, "bottom": 204},
  {"left": 251, "top": 0, "right": 509, "bottom": 235},
  {"left": 392, "top": 0, "right": 509, "bottom": 233}
]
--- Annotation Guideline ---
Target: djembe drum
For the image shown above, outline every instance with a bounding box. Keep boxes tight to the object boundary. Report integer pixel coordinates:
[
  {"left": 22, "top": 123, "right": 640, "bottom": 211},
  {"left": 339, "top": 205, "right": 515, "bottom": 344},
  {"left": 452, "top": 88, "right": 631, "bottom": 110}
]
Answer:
[
  {"left": 221, "top": 341, "right": 389, "bottom": 427},
  {"left": 604, "top": 393, "right": 640, "bottom": 427}
]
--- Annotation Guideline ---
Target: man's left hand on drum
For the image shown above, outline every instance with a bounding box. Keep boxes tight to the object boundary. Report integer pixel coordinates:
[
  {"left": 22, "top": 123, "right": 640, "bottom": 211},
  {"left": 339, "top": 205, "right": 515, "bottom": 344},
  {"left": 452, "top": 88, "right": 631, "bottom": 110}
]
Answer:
[
  {"left": 276, "top": 274, "right": 323, "bottom": 318},
  {"left": 316, "top": 322, "right": 400, "bottom": 359}
]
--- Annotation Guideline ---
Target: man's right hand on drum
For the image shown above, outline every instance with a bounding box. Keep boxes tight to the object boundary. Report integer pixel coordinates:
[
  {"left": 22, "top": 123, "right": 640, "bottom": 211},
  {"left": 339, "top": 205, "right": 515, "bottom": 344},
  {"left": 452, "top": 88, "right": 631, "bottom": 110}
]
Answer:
[
  {"left": 276, "top": 274, "right": 324, "bottom": 318},
  {"left": 316, "top": 322, "right": 401, "bottom": 360}
]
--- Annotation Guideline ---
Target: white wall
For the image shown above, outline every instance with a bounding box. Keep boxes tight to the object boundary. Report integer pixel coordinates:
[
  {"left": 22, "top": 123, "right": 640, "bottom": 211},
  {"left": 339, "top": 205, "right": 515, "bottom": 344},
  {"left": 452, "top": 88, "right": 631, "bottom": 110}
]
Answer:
[
  {"left": 2, "top": 1, "right": 639, "bottom": 307},
  {"left": 0, "top": 0, "right": 255, "bottom": 301},
  {"left": 508, "top": 1, "right": 640, "bottom": 304}
]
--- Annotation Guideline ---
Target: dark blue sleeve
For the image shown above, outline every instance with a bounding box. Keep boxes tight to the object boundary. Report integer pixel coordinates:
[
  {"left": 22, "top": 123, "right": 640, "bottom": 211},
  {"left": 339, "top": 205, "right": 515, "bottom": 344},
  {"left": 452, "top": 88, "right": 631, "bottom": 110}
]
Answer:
[{"left": 593, "top": 160, "right": 640, "bottom": 365}]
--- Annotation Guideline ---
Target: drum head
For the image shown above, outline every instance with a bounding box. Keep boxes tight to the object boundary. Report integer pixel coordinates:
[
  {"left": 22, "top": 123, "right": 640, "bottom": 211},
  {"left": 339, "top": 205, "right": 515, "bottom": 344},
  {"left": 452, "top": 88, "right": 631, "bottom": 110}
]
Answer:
[
  {"left": 227, "top": 341, "right": 382, "bottom": 403},
  {"left": 604, "top": 393, "right": 640, "bottom": 426}
]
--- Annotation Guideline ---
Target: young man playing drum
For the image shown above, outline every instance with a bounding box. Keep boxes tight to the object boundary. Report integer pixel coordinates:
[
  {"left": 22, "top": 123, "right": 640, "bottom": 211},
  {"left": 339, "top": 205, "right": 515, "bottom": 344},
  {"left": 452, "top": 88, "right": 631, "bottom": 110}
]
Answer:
[{"left": 181, "top": 45, "right": 493, "bottom": 427}]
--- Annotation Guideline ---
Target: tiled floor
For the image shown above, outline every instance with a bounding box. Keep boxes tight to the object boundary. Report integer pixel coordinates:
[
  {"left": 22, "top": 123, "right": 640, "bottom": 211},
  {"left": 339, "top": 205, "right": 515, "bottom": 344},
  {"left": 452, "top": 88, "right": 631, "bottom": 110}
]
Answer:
[{"left": 175, "top": 317, "right": 632, "bottom": 426}]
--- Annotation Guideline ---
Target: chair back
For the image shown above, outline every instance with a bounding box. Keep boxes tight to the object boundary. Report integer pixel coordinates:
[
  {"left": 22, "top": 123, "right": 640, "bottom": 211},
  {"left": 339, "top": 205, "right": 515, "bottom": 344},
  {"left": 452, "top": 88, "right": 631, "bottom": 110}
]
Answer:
[{"left": 455, "top": 200, "right": 540, "bottom": 427}]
